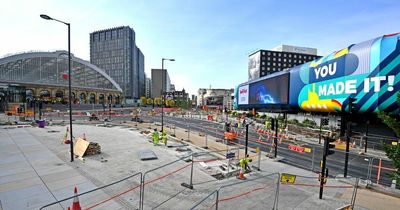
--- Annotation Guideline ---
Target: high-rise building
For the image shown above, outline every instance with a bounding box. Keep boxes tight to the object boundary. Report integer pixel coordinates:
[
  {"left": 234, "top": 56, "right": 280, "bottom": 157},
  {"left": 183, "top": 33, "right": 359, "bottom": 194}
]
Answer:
[
  {"left": 151, "top": 69, "right": 171, "bottom": 98},
  {"left": 90, "top": 26, "right": 145, "bottom": 100},
  {"left": 137, "top": 47, "right": 145, "bottom": 97},
  {"left": 145, "top": 77, "right": 152, "bottom": 98},
  {"left": 248, "top": 45, "right": 321, "bottom": 80}
]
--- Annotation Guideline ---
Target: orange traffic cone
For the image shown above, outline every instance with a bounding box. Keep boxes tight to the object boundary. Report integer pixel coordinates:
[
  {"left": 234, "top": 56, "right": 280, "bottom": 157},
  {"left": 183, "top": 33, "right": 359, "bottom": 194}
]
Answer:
[
  {"left": 71, "top": 186, "right": 81, "bottom": 210},
  {"left": 238, "top": 169, "right": 246, "bottom": 180}
]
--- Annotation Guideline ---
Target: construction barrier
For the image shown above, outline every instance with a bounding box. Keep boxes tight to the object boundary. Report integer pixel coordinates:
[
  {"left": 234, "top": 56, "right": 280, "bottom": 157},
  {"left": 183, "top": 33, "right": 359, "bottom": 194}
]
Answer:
[
  {"left": 39, "top": 172, "right": 142, "bottom": 210},
  {"left": 190, "top": 173, "right": 280, "bottom": 210}
]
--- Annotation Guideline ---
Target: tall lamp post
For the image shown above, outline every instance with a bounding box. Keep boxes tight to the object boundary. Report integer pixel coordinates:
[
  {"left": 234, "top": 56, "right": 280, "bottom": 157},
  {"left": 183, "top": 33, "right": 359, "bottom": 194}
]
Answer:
[
  {"left": 161, "top": 58, "right": 175, "bottom": 133},
  {"left": 40, "top": 14, "right": 74, "bottom": 162}
]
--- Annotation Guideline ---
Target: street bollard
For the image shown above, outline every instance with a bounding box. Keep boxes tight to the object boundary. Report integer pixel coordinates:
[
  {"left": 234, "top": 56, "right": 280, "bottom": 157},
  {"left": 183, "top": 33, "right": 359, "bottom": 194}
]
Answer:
[{"left": 215, "top": 190, "right": 219, "bottom": 210}]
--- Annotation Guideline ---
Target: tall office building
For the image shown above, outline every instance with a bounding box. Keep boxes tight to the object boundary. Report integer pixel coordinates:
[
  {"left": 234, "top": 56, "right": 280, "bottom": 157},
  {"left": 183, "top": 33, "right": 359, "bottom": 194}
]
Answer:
[
  {"left": 145, "top": 77, "right": 152, "bottom": 98},
  {"left": 248, "top": 45, "right": 321, "bottom": 80},
  {"left": 151, "top": 69, "right": 171, "bottom": 98},
  {"left": 90, "top": 26, "right": 145, "bottom": 100}
]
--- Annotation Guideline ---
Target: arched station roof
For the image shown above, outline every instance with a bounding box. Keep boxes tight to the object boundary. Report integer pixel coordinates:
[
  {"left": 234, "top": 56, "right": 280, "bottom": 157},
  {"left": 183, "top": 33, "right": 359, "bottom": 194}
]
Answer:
[{"left": 0, "top": 51, "right": 122, "bottom": 92}]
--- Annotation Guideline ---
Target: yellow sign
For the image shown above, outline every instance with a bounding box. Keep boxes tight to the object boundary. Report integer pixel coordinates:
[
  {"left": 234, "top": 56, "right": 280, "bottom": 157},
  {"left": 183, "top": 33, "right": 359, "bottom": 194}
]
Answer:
[
  {"left": 256, "top": 147, "right": 260, "bottom": 153},
  {"left": 280, "top": 173, "right": 296, "bottom": 184},
  {"left": 320, "top": 160, "right": 324, "bottom": 168},
  {"left": 304, "top": 148, "right": 311, "bottom": 153},
  {"left": 392, "top": 141, "right": 398, "bottom": 146}
]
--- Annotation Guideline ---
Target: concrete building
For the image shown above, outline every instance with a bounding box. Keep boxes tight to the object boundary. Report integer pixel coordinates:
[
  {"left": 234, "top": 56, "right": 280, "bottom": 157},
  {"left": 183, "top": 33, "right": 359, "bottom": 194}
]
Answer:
[
  {"left": 90, "top": 26, "right": 145, "bottom": 100},
  {"left": 248, "top": 45, "right": 321, "bottom": 80},
  {"left": 151, "top": 69, "right": 171, "bottom": 98},
  {"left": 145, "top": 77, "right": 152, "bottom": 98},
  {"left": 197, "top": 88, "right": 234, "bottom": 110}
]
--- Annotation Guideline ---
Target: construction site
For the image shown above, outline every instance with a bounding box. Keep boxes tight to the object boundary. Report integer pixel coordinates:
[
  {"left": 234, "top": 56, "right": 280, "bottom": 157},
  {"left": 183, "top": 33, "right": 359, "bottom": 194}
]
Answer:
[{"left": 1, "top": 110, "right": 400, "bottom": 210}]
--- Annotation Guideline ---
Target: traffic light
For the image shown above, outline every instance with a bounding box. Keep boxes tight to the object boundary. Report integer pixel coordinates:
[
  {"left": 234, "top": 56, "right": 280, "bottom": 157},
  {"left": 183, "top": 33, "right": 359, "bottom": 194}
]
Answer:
[
  {"left": 324, "top": 136, "right": 335, "bottom": 156},
  {"left": 270, "top": 117, "right": 275, "bottom": 130},
  {"left": 348, "top": 97, "right": 357, "bottom": 114},
  {"left": 338, "top": 115, "right": 346, "bottom": 137}
]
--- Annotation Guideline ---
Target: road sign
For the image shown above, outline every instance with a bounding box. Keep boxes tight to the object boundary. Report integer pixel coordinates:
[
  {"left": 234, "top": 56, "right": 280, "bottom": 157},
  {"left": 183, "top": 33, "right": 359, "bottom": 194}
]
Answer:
[
  {"left": 304, "top": 148, "right": 312, "bottom": 153},
  {"left": 226, "top": 152, "right": 235, "bottom": 159},
  {"left": 392, "top": 141, "right": 398, "bottom": 146},
  {"left": 281, "top": 173, "right": 296, "bottom": 184}
]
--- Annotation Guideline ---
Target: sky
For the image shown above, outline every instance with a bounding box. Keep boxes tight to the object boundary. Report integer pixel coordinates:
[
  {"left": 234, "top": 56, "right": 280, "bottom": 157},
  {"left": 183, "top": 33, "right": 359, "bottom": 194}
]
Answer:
[{"left": 1, "top": 0, "right": 399, "bottom": 96}]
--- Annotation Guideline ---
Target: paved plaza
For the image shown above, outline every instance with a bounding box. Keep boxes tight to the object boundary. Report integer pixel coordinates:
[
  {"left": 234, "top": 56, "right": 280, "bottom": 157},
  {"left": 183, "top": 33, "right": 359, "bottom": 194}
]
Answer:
[{"left": 0, "top": 120, "right": 399, "bottom": 210}]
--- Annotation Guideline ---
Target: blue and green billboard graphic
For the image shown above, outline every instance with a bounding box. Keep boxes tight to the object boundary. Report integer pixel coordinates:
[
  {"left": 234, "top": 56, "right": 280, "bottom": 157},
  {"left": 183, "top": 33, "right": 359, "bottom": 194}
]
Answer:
[{"left": 235, "top": 33, "right": 400, "bottom": 113}]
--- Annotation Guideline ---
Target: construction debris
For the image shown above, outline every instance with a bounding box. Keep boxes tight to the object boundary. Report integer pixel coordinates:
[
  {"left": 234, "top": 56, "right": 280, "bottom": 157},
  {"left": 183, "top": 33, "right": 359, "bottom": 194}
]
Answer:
[{"left": 84, "top": 142, "right": 101, "bottom": 156}]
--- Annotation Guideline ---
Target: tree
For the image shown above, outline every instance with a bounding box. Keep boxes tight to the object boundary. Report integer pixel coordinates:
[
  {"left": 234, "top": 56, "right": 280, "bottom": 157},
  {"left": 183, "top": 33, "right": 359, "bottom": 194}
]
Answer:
[
  {"left": 377, "top": 92, "right": 400, "bottom": 184},
  {"left": 154, "top": 97, "right": 161, "bottom": 106},
  {"left": 140, "top": 96, "right": 147, "bottom": 106},
  {"left": 146, "top": 98, "right": 153, "bottom": 105}
]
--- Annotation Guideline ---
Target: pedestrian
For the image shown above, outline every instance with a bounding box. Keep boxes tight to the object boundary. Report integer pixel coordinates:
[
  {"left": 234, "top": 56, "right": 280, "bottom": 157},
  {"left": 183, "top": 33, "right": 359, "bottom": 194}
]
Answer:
[
  {"left": 162, "top": 130, "right": 168, "bottom": 146},
  {"left": 152, "top": 129, "right": 159, "bottom": 146}
]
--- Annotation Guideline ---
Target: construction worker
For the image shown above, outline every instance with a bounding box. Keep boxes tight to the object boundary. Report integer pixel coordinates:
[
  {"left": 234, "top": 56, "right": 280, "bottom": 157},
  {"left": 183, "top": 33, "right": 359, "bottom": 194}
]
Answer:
[
  {"left": 162, "top": 130, "right": 168, "bottom": 146},
  {"left": 239, "top": 155, "right": 253, "bottom": 173},
  {"left": 152, "top": 129, "right": 159, "bottom": 146}
]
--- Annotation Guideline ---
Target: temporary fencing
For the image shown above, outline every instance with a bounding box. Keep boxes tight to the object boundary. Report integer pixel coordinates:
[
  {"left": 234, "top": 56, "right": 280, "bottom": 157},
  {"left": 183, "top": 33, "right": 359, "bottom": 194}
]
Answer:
[
  {"left": 189, "top": 173, "right": 280, "bottom": 210},
  {"left": 39, "top": 172, "right": 142, "bottom": 210}
]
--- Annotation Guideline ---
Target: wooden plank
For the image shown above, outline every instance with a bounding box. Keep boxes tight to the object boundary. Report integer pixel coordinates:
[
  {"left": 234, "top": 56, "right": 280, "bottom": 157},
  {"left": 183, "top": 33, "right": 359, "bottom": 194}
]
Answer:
[{"left": 73, "top": 138, "right": 89, "bottom": 158}]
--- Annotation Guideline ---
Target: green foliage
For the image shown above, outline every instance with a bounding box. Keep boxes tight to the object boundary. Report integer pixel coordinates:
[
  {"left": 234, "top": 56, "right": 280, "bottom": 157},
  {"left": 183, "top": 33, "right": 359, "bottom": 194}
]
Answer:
[
  {"left": 377, "top": 91, "right": 400, "bottom": 183},
  {"left": 288, "top": 118, "right": 299, "bottom": 125},
  {"left": 302, "top": 118, "right": 317, "bottom": 128}
]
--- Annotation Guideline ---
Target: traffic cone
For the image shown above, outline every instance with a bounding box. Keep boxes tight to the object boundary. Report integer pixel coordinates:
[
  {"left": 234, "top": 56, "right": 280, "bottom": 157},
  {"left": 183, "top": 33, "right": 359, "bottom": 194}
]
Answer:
[
  {"left": 71, "top": 186, "right": 81, "bottom": 210},
  {"left": 238, "top": 169, "right": 246, "bottom": 180}
]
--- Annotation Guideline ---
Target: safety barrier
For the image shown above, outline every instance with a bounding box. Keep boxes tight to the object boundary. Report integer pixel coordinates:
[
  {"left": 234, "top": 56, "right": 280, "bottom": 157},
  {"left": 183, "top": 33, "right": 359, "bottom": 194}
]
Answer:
[
  {"left": 190, "top": 173, "right": 280, "bottom": 210},
  {"left": 39, "top": 172, "right": 142, "bottom": 210}
]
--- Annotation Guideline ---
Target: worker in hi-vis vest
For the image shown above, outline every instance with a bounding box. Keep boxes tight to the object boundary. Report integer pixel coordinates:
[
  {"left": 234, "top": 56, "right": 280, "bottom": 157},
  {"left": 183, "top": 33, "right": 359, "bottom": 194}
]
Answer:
[
  {"left": 162, "top": 130, "right": 168, "bottom": 146},
  {"left": 152, "top": 129, "right": 159, "bottom": 146},
  {"left": 239, "top": 155, "right": 252, "bottom": 172}
]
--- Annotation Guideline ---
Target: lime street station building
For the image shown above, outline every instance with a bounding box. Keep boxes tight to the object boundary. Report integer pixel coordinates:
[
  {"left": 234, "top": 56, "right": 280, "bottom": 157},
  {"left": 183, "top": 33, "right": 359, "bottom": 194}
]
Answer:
[{"left": 0, "top": 51, "right": 123, "bottom": 111}]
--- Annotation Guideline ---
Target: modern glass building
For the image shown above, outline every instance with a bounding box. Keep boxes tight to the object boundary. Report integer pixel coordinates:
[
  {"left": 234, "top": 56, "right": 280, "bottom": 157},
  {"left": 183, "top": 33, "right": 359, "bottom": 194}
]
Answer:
[
  {"left": 0, "top": 51, "right": 123, "bottom": 112},
  {"left": 90, "top": 26, "right": 145, "bottom": 100}
]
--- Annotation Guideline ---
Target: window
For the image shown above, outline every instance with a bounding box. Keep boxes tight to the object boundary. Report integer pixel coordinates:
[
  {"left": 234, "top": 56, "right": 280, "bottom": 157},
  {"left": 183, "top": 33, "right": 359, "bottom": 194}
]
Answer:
[
  {"left": 261, "top": 67, "right": 265, "bottom": 70},
  {"left": 278, "top": 58, "right": 281, "bottom": 61},
  {"left": 261, "top": 72, "right": 265, "bottom": 76},
  {"left": 283, "top": 64, "right": 286, "bottom": 67},
  {"left": 267, "top": 67, "right": 270, "bottom": 70},
  {"left": 273, "top": 58, "right": 276, "bottom": 61},
  {"left": 278, "top": 63, "right": 281, "bottom": 66},
  {"left": 289, "top": 59, "right": 291, "bottom": 62},
  {"left": 273, "top": 52, "right": 276, "bottom": 56},
  {"left": 283, "top": 59, "right": 286, "bottom": 62},
  {"left": 267, "top": 52, "right": 271, "bottom": 56},
  {"left": 261, "top": 57, "right": 265, "bottom": 60},
  {"left": 267, "top": 62, "right": 270, "bottom": 65},
  {"left": 294, "top": 55, "right": 297, "bottom": 58},
  {"left": 278, "top": 53, "right": 281, "bottom": 57},
  {"left": 289, "top": 54, "right": 292, "bottom": 58},
  {"left": 273, "top": 63, "right": 276, "bottom": 66},
  {"left": 262, "top": 52, "right": 265, "bottom": 55},
  {"left": 299, "top": 55, "right": 302, "bottom": 59},
  {"left": 283, "top": 53, "right": 287, "bottom": 57},
  {"left": 267, "top": 57, "right": 271, "bottom": 61}
]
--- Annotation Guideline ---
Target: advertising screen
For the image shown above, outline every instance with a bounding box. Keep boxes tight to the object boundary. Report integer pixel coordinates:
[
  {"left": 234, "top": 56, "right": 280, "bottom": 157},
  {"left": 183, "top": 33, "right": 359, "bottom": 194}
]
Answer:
[
  {"left": 206, "top": 96, "right": 224, "bottom": 106},
  {"left": 238, "top": 85, "right": 249, "bottom": 105},
  {"left": 248, "top": 52, "right": 260, "bottom": 80},
  {"left": 249, "top": 74, "right": 289, "bottom": 105}
]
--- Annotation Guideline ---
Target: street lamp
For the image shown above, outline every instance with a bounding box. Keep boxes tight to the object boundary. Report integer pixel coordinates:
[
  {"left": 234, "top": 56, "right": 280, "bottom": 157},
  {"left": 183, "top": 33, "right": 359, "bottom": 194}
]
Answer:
[
  {"left": 161, "top": 58, "right": 175, "bottom": 133},
  {"left": 40, "top": 14, "right": 74, "bottom": 162}
]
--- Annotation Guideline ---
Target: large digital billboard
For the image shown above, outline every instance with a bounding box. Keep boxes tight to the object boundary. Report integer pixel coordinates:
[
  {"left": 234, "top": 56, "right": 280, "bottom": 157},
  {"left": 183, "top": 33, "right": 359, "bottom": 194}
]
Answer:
[
  {"left": 249, "top": 73, "right": 289, "bottom": 105},
  {"left": 235, "top": 33, "right": 400, "bottom": 113}
]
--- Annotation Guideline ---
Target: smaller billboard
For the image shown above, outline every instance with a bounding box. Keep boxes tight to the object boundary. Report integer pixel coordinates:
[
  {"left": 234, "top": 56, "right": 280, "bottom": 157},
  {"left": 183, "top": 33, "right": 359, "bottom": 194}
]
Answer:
[
  {"left": 206, "top": 96, "right": 223, "bottom": 106},
  {"left": 238, "top": 85, "right": 249, "bottom": 105},
  {"left": 248, "top": 52, "right": 261, "bottom": 80}
]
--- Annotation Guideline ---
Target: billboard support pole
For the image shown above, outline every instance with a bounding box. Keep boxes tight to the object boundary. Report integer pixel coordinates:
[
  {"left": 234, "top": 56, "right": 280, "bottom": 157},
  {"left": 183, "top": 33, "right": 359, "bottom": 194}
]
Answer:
[
  {"left": 344, "top": 118, "right": 350, "bottom": 178},
  {"left": 319, "top": 118, "right": 323, "bottom": 144}
]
